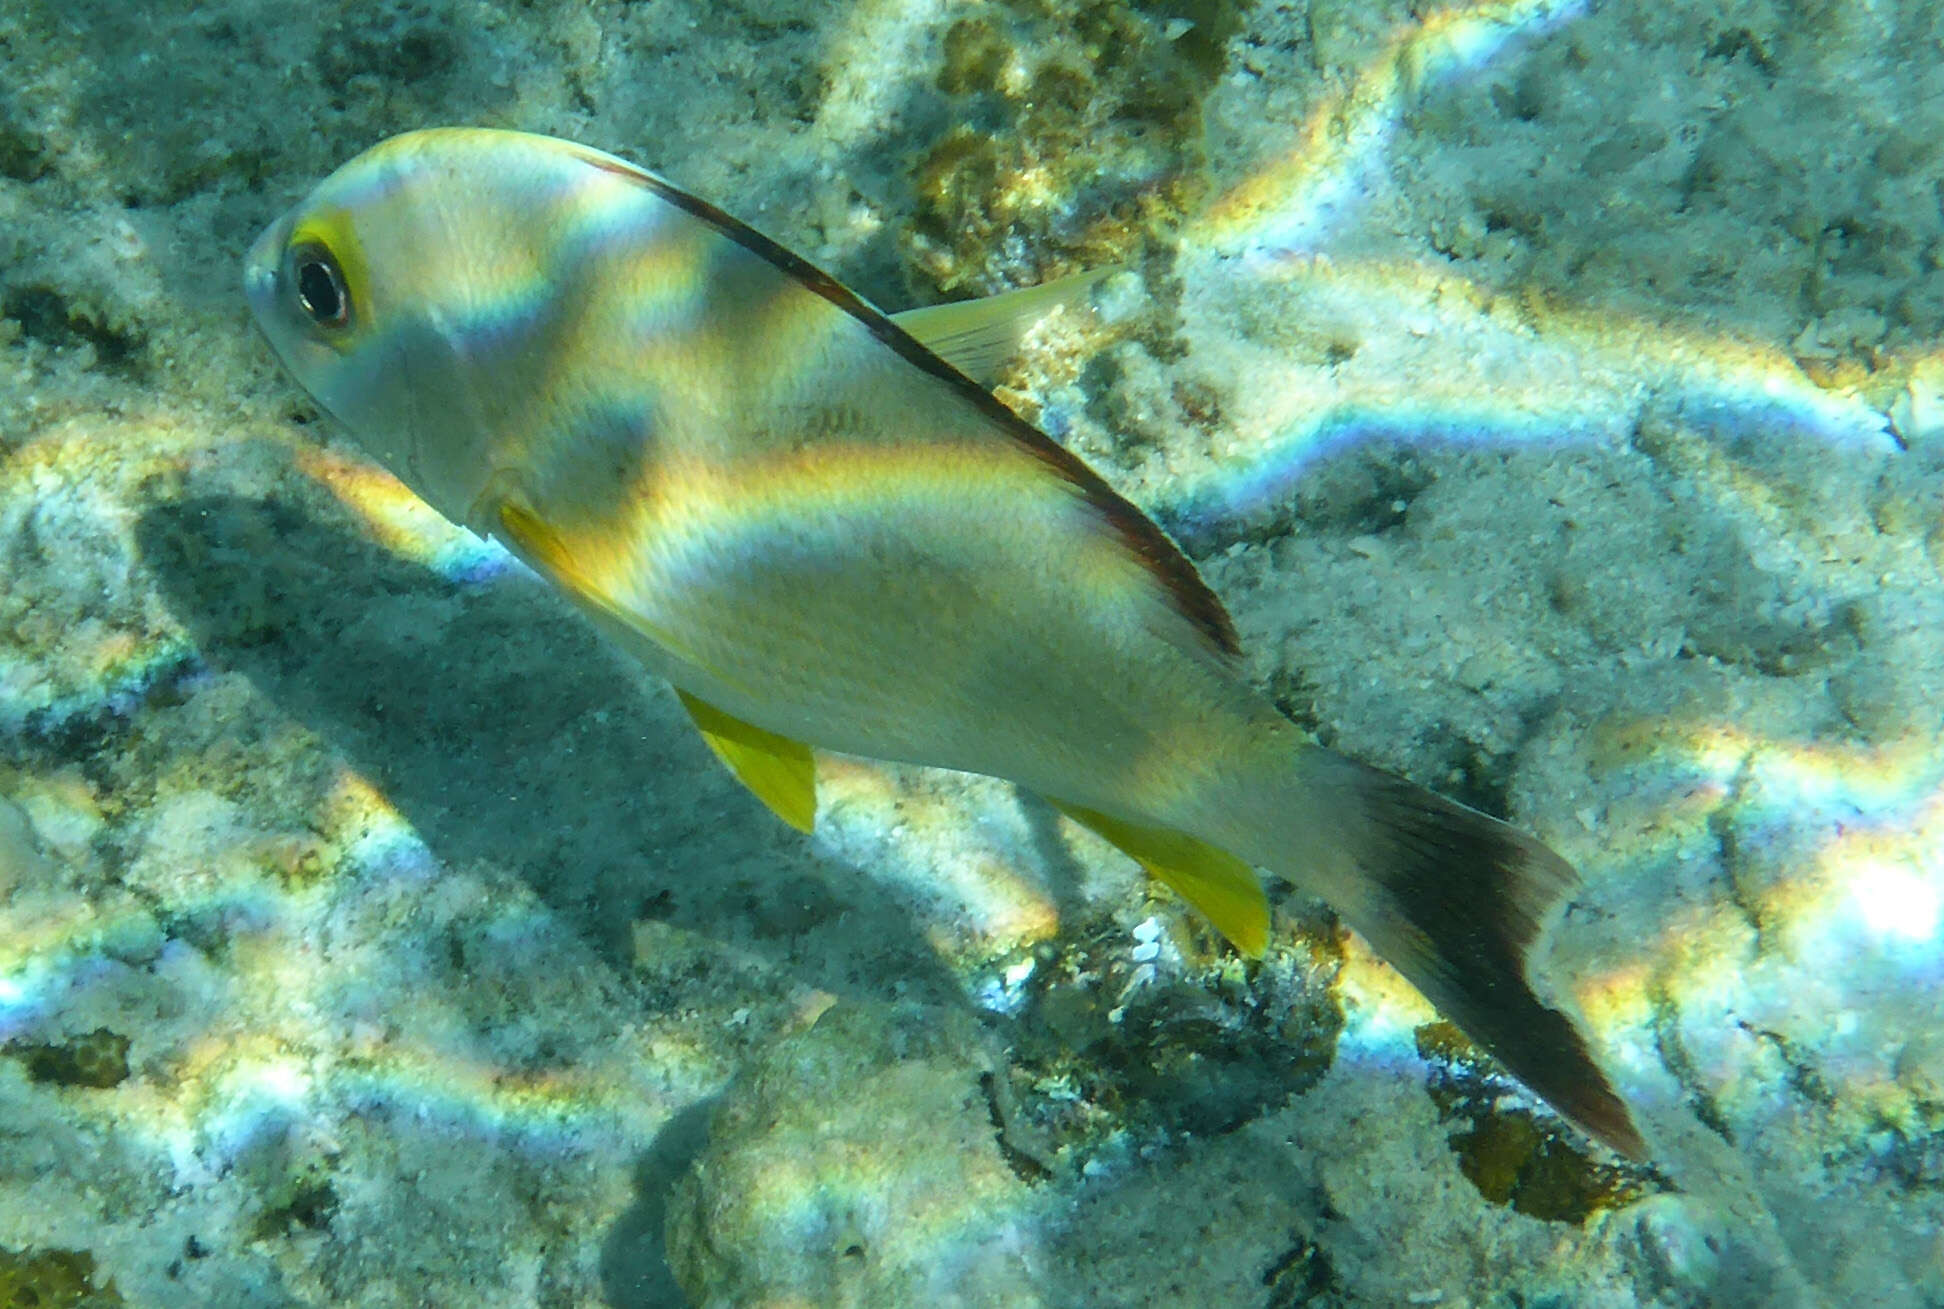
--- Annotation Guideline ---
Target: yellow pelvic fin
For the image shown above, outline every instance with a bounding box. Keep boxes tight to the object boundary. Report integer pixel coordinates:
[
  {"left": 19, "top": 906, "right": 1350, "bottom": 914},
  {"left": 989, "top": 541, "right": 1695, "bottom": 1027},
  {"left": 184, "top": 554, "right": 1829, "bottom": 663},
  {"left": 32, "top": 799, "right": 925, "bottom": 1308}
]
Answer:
[
  {"left": 677, "top": 689, "right": 817, "bottom": 834},
  {"left": 891, "top": 267, "right": 1119, "bottom": 387},
  {"left": 495, "top": 502, "right": 808, "bottom": 830},
  {"left": 1050, "top": 800, "right": 1269, "bottom": 956},
  {"left": 497, "top": 501, "right": 583, "bottom": 581}
]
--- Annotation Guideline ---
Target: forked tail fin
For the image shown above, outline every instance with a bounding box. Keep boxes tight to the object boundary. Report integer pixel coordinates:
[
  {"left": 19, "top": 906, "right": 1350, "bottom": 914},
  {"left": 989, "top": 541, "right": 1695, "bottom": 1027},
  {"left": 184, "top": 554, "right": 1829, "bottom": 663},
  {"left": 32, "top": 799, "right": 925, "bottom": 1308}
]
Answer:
[{"left": 1293, "top": 755, "right": 1646, "bottom": 1159}]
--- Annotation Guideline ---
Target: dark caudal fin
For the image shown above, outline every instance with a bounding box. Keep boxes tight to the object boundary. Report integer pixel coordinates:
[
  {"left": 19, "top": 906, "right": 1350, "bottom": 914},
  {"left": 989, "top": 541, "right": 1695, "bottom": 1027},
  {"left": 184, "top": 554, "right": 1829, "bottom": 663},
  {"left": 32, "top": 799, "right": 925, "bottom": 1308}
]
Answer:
[{"left": 1318, "top": 757, "right": 1647, "bottom": 1160}]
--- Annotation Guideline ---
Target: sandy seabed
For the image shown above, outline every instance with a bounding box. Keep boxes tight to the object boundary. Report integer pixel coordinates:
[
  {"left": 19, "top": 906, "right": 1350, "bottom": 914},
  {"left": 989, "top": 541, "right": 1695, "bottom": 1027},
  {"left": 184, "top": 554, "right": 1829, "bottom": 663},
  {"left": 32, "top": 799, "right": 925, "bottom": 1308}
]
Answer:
[{"left": 2, "top": 1, "right": 1941, "bottom": 1305}]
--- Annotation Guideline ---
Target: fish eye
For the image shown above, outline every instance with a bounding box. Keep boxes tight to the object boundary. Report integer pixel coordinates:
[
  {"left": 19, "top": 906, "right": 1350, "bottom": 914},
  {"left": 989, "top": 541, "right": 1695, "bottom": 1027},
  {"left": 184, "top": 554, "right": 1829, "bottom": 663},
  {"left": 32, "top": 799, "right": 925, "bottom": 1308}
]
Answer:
[{"left": 289, "top": 243, "right": 351, "bottom": 330}]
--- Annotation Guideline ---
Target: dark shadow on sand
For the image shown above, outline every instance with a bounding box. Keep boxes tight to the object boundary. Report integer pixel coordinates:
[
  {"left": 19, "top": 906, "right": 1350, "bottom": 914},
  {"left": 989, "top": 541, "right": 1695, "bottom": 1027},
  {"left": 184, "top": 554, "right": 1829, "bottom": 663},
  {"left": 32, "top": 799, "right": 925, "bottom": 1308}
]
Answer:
[{"left": 135, "top": 491, "right": 967, "bottom": 1007}]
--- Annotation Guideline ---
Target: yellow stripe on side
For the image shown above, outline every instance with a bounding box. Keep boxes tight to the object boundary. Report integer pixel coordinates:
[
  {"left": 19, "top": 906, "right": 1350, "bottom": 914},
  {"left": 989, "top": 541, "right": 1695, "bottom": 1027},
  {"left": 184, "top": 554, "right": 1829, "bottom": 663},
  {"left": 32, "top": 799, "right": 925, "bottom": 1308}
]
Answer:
[
  {"left": 1051, "top": 800, "right": 1270, "bottom": 956},
  {"left": 676, "top": 689, "right": 817, "bottom": 833}
]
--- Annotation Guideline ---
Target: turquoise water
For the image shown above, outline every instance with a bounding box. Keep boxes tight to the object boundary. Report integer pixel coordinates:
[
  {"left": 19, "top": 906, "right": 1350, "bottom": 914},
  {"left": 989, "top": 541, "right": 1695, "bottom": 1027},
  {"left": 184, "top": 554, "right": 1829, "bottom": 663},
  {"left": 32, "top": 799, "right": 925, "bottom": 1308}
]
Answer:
[{"left": 2, "top": 2, "right": 1942, "bottom": 1304}]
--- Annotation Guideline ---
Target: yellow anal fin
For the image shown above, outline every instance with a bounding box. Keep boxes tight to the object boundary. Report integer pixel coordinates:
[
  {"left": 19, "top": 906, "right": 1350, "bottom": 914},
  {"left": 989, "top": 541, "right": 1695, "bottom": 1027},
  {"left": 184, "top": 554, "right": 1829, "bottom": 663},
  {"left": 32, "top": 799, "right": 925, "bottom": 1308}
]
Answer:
[
  {"left": 891, "top": 267, "right": 1119, "bottom": 387},
  {"left": 677, "top": 689, "right": 817, "bottom": 834},
  {"left": 1050, "top": 800, "right": 1269, "bottom": 957}
]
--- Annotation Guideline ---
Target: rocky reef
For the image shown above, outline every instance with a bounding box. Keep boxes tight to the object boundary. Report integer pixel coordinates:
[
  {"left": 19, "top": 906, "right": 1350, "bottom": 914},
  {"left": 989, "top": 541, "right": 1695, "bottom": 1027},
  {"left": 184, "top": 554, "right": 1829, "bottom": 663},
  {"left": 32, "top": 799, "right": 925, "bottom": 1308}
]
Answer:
[{"left": 2, "top": 0, "right": 1941, "bottom": 1305}]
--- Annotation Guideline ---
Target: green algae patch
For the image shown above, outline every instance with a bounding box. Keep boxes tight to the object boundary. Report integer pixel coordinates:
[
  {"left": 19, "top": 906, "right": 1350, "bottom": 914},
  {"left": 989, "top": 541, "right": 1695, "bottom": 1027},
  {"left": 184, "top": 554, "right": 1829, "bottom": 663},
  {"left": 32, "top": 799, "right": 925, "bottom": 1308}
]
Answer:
[
  {"left": 1415, "top": 1021, "right": 1652, "bottom": 1224},
  {"left": 6, "top": 1028, "right": 130, "bottom": 1090},
  {"left": 1, "top": 285, "right": 147, "bottom": 378},
  {"left": 1449, "top": 1108, "right": 1642, "bottom": 1223},
  {"left": 1008, "top": 929, "right": 1341, "bottom": 1151},
  {"left": 0, "top": 1245, "right": 122, "bottom": 1308},
  {"left": 906, "top": 0, "right": 1256, "bottom": 293},
  {"left": 250, "top": 1173, "right": 339, "bottom": 1242}
]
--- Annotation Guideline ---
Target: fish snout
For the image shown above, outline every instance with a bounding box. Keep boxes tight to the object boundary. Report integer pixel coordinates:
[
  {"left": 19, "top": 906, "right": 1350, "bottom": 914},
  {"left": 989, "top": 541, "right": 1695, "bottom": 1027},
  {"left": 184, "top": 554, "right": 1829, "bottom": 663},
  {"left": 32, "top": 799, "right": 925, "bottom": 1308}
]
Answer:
[{"left": 242, "top": 219, "right": 287, "bottom": 324}]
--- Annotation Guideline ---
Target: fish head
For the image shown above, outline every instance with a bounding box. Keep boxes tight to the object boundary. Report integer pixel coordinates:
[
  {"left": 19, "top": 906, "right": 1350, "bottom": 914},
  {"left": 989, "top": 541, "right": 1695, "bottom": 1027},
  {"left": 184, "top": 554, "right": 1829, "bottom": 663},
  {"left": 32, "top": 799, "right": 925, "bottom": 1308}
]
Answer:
[{"left": 244, "top": 128, "right": 602, "bottom": 530}]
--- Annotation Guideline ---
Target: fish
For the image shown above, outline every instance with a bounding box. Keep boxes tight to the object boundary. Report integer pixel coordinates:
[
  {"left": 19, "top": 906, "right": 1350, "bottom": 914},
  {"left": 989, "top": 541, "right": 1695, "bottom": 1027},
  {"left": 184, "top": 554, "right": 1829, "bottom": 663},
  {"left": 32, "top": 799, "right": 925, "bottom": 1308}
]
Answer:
[{"left": 243, "top": 127, "right": 1646, "bottom": 1159}]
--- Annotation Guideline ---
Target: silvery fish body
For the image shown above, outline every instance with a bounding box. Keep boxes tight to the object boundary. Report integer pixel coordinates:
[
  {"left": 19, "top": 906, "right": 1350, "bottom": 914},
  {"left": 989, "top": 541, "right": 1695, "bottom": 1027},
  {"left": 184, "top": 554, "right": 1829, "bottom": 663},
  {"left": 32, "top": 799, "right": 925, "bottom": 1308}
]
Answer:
[{"left": 245, "top": 128, "right": 1643, "bottom": 1158}]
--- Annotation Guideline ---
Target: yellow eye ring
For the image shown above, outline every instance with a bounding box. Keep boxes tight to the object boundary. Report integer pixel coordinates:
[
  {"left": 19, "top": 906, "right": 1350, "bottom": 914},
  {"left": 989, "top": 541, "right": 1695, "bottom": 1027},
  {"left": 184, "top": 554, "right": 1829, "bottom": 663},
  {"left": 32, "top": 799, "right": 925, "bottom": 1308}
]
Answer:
[{"left": 289, "top": 242, "right": 352, "bottom": 330}]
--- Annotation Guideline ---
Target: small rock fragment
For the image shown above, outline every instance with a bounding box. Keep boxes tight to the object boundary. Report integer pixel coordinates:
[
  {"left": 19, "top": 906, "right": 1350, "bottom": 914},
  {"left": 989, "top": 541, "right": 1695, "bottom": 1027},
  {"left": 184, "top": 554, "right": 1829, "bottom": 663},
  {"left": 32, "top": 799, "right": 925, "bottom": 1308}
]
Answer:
[
  {"left": 0, "top": 792, "right": 51, "bottom": 899},
  {"left": 665, "top": 1002, "right": 1044, "bottom": 1308}
]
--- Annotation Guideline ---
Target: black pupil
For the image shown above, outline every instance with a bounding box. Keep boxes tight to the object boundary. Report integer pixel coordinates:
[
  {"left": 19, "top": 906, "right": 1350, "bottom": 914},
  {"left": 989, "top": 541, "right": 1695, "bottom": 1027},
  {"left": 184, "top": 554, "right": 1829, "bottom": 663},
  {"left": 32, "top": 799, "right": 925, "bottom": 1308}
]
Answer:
[{"left": 296, "top": 257, "right": 345, "bottom": 325}]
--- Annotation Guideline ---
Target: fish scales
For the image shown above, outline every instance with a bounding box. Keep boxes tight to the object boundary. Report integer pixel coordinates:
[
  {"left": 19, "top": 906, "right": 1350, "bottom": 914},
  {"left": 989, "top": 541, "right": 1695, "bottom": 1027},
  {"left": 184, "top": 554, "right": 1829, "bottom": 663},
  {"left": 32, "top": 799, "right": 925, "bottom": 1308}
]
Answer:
[{"left": 245, "top": 127, "right": 1646, "bottom": 1159}]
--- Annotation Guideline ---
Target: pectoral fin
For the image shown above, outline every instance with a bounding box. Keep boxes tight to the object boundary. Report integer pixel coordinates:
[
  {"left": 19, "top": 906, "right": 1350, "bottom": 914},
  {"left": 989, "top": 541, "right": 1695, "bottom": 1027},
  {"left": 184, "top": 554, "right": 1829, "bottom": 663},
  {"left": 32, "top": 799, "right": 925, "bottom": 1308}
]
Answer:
[
  {"left": 495, "top": 500, "right": 750, "bottom": 692},
  {"left": 494, "top": 500, "right": 811, "bottom": 830},
  {"left": 677, "top": 689, "right": 817, "bottom": 833},
  {"left": 892, "top": 268, "right": 1118, "bottom": 386},
  {"left": 1051, "top": 800, "right": 1269, "bottom": 956},
  {"left": 496, "top": 501, "right": 681, "bottom": 650}
]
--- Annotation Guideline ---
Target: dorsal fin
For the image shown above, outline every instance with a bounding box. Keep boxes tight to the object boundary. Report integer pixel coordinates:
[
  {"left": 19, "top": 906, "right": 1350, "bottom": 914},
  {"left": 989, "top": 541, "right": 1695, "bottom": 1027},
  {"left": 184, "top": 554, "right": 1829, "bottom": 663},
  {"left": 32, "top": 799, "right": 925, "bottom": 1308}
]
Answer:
[
  {"left": 890, "top": 268, "right": 1117, "bottom": 387},
  {"left": 571, "top": 148, "right": 1241, "bottom": 661}
]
